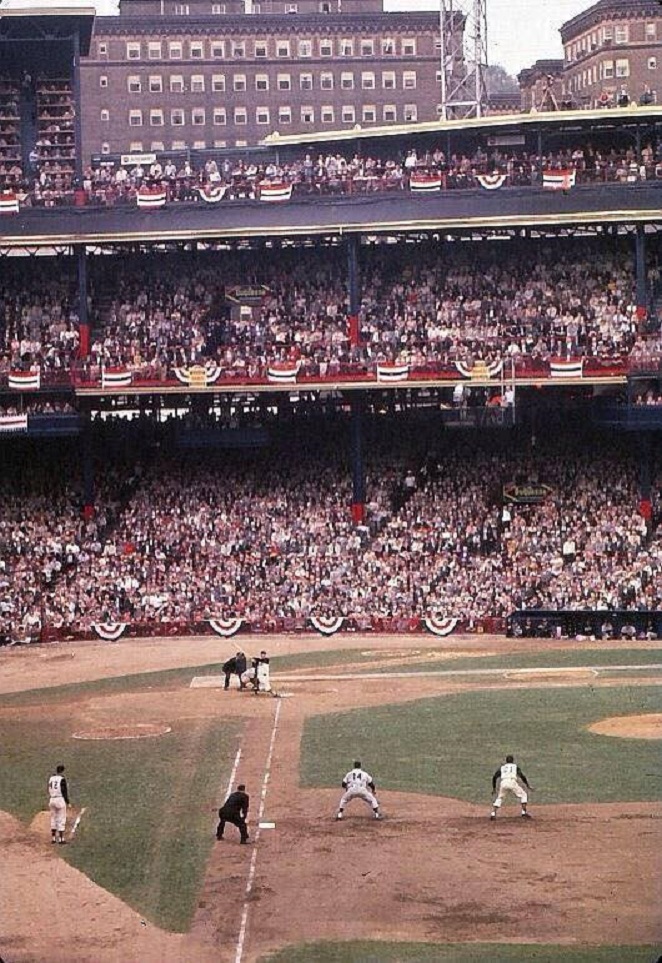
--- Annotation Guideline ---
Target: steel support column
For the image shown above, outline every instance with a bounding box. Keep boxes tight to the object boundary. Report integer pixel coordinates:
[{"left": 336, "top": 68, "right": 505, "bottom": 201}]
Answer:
[
  {"left": 347, "top": 234, "right": 360, "bottom": 347},
  {"left": 76, "top": 244, "right": 90, "bottom": 357},
  {"left": 350, "top": 393, "right": 366, "bottom": 524}
]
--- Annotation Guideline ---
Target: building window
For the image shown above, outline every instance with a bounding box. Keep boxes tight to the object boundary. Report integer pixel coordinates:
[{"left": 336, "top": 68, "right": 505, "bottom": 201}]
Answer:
[
  {"left": 277, "top": 73, "right": 291, "bottom": 90},
  {"left": 213, "top": 139, "right": 227, "bottom": 148},
  {"left": 360, "top": 39, "right": 374, "bottom": 57},
  {"left": 383, "top": 104, "right": 397, "bottom": 122},
  {"left": 255, "top": 41, "right": 268, "bottom": 58},
  {"left": 151, "top": 141, "right": 164, "bottom": 151},
  {"left": 100, "top": 108, "right": 110, "bottom": 122},
  {"left": 212, "top": 74, "right": 225, "bottom": 92},
  {"left": 170, "top": 74, "right": 184, "bottom": 92},
  {"left": 171, "top": 108, "right": 185, "bottom": 126},
  {"left": 129, "top": 141, "right": 143, "bottom": 151},
  {"left": 97, "top": 42, "right": 108, "bottom": 57},
  {"left": 299, "top": 39, "right": 312, "bottom": 57},
  {"left": 256, "top": 73, "right": 269, "bottom": 91},
  {"left": 192, "top": 108, "right": 206, "bottom": 125},
  {"left": 320, "top": 38, "right": 333, "bottom": 56},
  {"left": 382, "top": 38, "right": 395, "bottom": 56},
  {"left": 101, "top": 142, "right": 110, "bottom": 154},
  {"left": 211, "top": 42, "right": 225, "bottom": 58},
  {"left": 256, "top": 107, "right": 270, "bottom": 125},
  {"left": 603, "top": 60, "right": 614, "bottom": 78},
  {"left": 127, "top": 75, "right": 141, "bottom": 93},
  {"left": 320, "top": 72, "right": 334, "bottom": 90},
  {"left": 649, "top": 56, "right": 657, "bottom": 71},
  {"left": 99, "top": 75, "right": 108, "bottom": 88},
  {"left": 276, "top": 40, "right": 291, "bottom": 57},
  {"left": 148, "top": 41, "right": 162, "bottom": 60},
  {"left": 193, "top": 140, "right": 206, "bottom": 149},
  {"left": 301, "top": 105, "right": 315, "bottom": 123},
  {"left": 191, "top": 42, "right": 204, "bottom": 58},
  {"left": 341, "top": 105, "right": 355, "bottom": 124},
  {"left": 235, "top": 140, "right": 247, "bottom": 147},
  {"left": 149, "top": 75, "right": 163, "bottom": 93},
  {"left": 191, "top": 75, "right": 205, "bottom": 92},
  {"left": 213, "top": 107, "right": 227, "bottom": 125},
  {"left": 175, "top": 3, "right": 190, "bottom": 13},
  {"left": 126, "top": 42, "right": 141, "bottom": 60},
  {"left": 212, "top": 3, "right": 226, "bottom": 12},
  {"left": 340, "top": 38, "right": 353, "bottom": 56},
  {"left": 646, "top": 22, "right": 656, "bottom": 41},
  {"left": 169, "top": 42, "right": 183, "bottom": 59},
  {"left": 129, "top": 109, "right": 143, "bottom": 127},
  {"left": 614, "top": 25, "right": 628, "bottom": 44},
  {"left": 278, "top": 106, "right": 292, "bottom": 124},
  {"left": 402, "top": 39, "right": 417, "bottom": 56},
  {"left": 320, "top": 1, "right": 331, "bottom": 11},
  {"left": 321, "top": 106, "right": 335, "bottom": 124},
  {"left": 300, "top": 72, "right": 313, "bottom": 90},
  {"left": 361, "top": 71, "right": 375, "bottom": 90},
  {"left": 362, "top": 105, "right": 376, "bottom": 123},
  {"left": 341, "top": 72, "right": 354, "bottom": 90},
  {"left": 234, "top": 74, "right": 247, "bottom": 91},
  {"left": 172, "top": 140, "right": 186, "bottom": 150},
  {"left": 403, "top": 70, "right": 417, "bottom": 90},
  {"left": 615, "top": 57, "right": 630, "bottom": 78},
  {"left": 150, "top": 109, "right": 164, "bottom": 126},
  {"left": 286, "top": 2, "right": 298, "bottom": 10},
  {"left": 232, "top": 41, "right": 245, "bottom": 58},
  {"left": 382, "top": 70, "right": 396, "bottom": 90},
  {"left": 234, "top": 107, "right": 247, "bottom": 125},
  {"left": 404, "top": 103, "right": 417, "bottom": 122}
]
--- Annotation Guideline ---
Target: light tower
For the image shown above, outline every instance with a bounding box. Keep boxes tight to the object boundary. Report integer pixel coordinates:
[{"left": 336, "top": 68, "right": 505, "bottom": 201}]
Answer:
[{"left": 439, "top": 0, "right": 488, "bottom": 121}]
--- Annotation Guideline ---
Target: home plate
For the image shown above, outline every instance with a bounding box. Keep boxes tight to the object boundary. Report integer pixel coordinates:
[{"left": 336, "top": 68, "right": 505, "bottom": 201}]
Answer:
[{"left": 259, "top": 821, "right": 276, "bottom": 829}]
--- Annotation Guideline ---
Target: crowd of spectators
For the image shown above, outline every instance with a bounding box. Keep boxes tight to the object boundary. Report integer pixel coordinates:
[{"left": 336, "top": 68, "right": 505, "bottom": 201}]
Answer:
[{"left": 1, "top": 428, "right": 660, "bottom": 642}]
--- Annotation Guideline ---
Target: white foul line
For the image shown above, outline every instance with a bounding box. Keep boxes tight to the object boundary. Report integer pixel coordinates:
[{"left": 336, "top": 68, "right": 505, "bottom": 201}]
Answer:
[
  {"left": 234, "top": 698, "right": 282, "bottom": 963},
  {"left": 224, "top": 747, "right": 242, "bottom": 803}
]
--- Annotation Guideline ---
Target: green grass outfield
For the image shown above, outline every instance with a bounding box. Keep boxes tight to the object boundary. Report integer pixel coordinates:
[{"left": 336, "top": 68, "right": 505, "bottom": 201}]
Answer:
[
  {"left": 260, "top": 942, "right": 659, "bottom": 963},
  {"left": 301, "top": 685, "right": 662, "bottom": 804},
  {"left": 372, "top": 648, "right": 662, "bottom": 674},
  {"left": 0, "top": 682, "right": 242, "bottom": 931}
]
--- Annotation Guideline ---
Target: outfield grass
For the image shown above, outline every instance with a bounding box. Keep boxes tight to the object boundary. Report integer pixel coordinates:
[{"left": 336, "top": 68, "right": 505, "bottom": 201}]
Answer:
[
  {"left": 375, "top": 648, "right": 662, "bottom": 675},
  {"left": 260, "top": 941, "right": 659, "bottom": 962},
  {"left": 301, "top": 685, "right": 662, "bottom": 804},
  {"left": 0, "top": 688, "right": 242, "bottom": 930}
]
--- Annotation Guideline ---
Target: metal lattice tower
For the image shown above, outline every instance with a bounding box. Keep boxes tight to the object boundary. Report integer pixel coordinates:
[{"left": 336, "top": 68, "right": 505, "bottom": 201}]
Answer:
[{"left": 439, "top": 0, "right": 488, "bottom": 121}]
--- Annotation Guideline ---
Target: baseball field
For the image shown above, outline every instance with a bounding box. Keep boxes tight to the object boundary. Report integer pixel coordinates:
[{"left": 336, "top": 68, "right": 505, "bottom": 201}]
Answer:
[{"left": 0, "top": 632, "right": 660, "bottom": 963}]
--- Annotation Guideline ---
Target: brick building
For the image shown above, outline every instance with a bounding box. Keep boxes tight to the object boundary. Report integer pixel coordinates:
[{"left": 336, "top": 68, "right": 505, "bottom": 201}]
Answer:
[
  {"left": 517, "top": 60, "right": 564, "bottom": 112},
  {"left": 80, "top": 0, "right": 454, "bottom": 159},
  {"left": 560, "top": 0, "right": 662, "bottom": 109}
]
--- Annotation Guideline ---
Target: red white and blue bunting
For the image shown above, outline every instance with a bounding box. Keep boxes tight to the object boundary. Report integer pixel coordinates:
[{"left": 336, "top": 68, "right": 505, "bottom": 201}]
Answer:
[
  {"left": 8, "top": 370, "right": 41, "bottom": 391},
  {"left": 197, "top": 184, "right": 228, "bottom": 204},
  {"left": 0, "top": 414, "right": 28, "bottom": 433},
  {"left": 101, "top": 368, "right": 133, "bottom": 389},
  {"left": 455, "top": 359, "right": 503, "bottom": 380},
  {"left": 259, "top": 182, "right": 293, "bottom": 202},
  {"left": 476, "top": 173, "right": 507, "bottom": 191},
  {"left": 550, "top": 359, "right": 584, "bottom": 378},
  {"left": 208, "top": 618, "right": 244, "bottom": 638},
  {"left": 0, "top": 192, "right": 20, "bottom": 214},
  {"left": 409, "top": 172, "right": 442, "bottom": 192},
  {"left": 309, "top": 616, "right": 345, "bottom": 636},
  {"left": 93, "top": 622, "right": 128, "bottom": 642},
  {"left": 542, "top": 170, "right": 576, "bottom": 191},
  {"left": 267, "top": 362, "right": 300, "bottom": 385},
  {"left": 137, "top": 188, "right": 167, "bottom": 209},
  {"left": 423, "top": 616, "right": 458, "bottom": 637},
  {"left": 174, "top": 363, "right": 222, "bottom": 387},
  {"left": 377, "top": 363, "right": 410, "bottom": 384}
]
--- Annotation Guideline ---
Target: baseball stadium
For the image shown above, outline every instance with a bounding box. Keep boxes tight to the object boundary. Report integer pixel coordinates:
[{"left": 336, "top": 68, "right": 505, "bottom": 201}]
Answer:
[{"left": 0, "top": 2, "right": 661, "bottom": 961}]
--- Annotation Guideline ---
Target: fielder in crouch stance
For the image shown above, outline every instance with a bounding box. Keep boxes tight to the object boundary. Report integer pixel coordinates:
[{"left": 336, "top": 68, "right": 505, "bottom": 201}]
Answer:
[
  {"left": 216, "top": 783, "right": 250, "bottom": 844},
  {"left": 490, "top": 755, "right": 533, "bottom": 819},
  {"left": 48, "top": 764, "right": 70, "bottom": 844},
  {"left": 336, "top": 761, "right": 382, "bottom": 820}
]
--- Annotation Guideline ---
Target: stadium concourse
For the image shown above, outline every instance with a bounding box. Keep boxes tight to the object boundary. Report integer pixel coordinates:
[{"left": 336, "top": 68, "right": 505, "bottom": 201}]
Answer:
[
  {"left": 0, "top": 421, "right": 660, "bottom": 644},
  {"left": 0, "top": 237, "right": 651, "bottom": 383}
]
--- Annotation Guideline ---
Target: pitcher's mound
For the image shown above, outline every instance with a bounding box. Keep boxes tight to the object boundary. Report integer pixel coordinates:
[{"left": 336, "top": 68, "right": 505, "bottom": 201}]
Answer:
[
  {"left": 73, "top": 723, "right": 171, "bottom": 741},
  {"left": 588, "top": 713, "right": 662, "bottom": 740}
]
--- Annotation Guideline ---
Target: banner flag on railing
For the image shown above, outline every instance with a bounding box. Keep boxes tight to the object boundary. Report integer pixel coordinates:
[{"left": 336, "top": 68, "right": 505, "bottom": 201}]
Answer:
[
  {"left": 423, "top": 616, "right": 458, "bottom": 637},
  {"left": 376, "top": 363, "right": 410, "bottom": 383},
  {"left": 208, "top": 618, "right": 244, "bottom": 638},
  {"left": 476, "top": 173, "right": 507, "bottom": 191},
  {"left": 0, "top": 192, "right": 20, "bottom": 214},
  {"left": 409, "top": 172, "right": 442, "bottom": 192},
  {"left": 542, "top": 170, "right": 576, "bottom": 191},
  {"left": 93, "top": 622, "right": 128, "bottom": 641},
  {"left": 455, "top": 360, "right": 503, "bottom": 380},
  {"left": 259, "top": 182, "right": 293, "bottom": 202},
  {"left": 197, "top": 184, "right": 228, "bottom": 204},
  {"left": 137, "top": 187, "right": 167, "bottom": 209},
  {"left": 549, "top": 359, "right": 584, "bottom": 378},
  {"left": 0, "top": 414, "right": 28, "bottom": 433},
  {"left": 101, "top": 368, "right": 133, "bottom": 389},
  {"left": 309, "top": 616, "right": 345, "bottom": 636},
  {"left": 174, "top": 363, "right": 222, "bottom": 387},
  {"left": 267, "top": 362, "right": 300, "bottom": 384},
  {"left": 8, "top": 370, "right": 41, "bottom": 390}
]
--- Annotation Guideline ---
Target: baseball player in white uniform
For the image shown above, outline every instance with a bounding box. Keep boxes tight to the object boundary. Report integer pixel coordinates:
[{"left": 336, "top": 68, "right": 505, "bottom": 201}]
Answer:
[
  {"left": 336, "top": 761, "right": 382, "bottom": 820},
  {"left": 48, "top": 764, "right": 70, "bottom": 844},
  {"left": 490, "top": 755, "right": 533, "bottom": 819}
]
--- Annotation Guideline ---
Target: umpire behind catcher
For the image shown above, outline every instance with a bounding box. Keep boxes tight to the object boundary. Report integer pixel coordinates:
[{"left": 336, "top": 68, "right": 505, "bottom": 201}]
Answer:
[
  {"left": 222, "top": 651, "right": 247, "bottom": 690},
  {"left": 216, "top": 784, "right": 250, "bottom": 844}
]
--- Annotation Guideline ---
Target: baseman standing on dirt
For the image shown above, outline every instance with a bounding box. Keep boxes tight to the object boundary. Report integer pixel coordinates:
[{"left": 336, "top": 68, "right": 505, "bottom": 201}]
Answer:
[
  {"left": 48, "top": 764, "right": 70, "bottom": 844},
  {"left": 490, "top": 755, "right": 533, "bottom": 819}
]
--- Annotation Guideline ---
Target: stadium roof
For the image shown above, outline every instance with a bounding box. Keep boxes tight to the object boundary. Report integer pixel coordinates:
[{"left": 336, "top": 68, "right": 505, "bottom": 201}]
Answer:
[
  {"left": 261, "top": 105, "right": 662, "bottom": 151},
  {"left": 0, "top": 3, "right": 95, "bottom": 54}
]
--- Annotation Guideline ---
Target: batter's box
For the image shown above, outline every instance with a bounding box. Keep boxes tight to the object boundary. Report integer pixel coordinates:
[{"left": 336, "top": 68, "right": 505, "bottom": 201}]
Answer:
[{"left": 190, "top": 676, "right": 224, "bottom": 688}]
